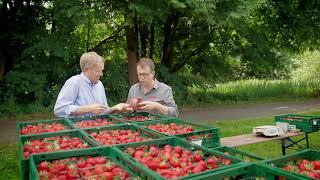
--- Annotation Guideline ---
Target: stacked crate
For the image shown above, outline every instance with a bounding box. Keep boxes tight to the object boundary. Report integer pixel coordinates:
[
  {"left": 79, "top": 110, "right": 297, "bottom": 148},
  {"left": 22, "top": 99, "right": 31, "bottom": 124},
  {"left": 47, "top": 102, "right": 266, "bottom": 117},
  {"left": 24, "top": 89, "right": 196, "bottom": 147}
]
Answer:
[
  {"left": 136, "top": 118, "right": 220, "bottom": 148},
  {"left": 17, "top": 112, "right": 320, "bottom": 180},
  {"left": 17, "top": 119, "right": 98, "bottom": 179},
  {"left": 275, "top": 114, "right": 319, "bottom": 132}
]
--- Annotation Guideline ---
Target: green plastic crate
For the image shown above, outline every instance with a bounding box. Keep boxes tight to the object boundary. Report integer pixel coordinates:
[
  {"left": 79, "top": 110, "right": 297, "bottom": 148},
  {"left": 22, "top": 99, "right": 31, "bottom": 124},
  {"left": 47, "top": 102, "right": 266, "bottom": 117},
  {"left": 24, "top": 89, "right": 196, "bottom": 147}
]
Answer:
[
  {"left": 185, "top": 163, "right": 304, "bottom": 180},
  {"left": 29, "top": 147, "right": 149, "bottom": 179},
  {"left": 211, "top": 146, "right": 264, "bottom": 162},
  {"left": 84, "top": 123, "right": 165, "bottom": 147},
  {"left": 17, "top": 118, "right": 74, "bottom": 136},
  {"left": 109, "top": 111, "right": 173, "bottom": 123},
  {"left": 176, "top": 128, "right": 220, "bottom": 148},
  {"left": 67, "top": 114, "right": 123, "bottom": 129},
  {"left": 275, "top": 114, "right": 319, "bottom": 132},
  {"left": 263, "top": 149, "right": 320, "bottom": 180},
  {"left": 114, "top": 137, "right": 243, "bottom": 180},
  {"left": 136, "top": 119, "right": 220, "bottom": 148},
  {"left": 18, "top": 129, "right": 99, "bottom": 180}
]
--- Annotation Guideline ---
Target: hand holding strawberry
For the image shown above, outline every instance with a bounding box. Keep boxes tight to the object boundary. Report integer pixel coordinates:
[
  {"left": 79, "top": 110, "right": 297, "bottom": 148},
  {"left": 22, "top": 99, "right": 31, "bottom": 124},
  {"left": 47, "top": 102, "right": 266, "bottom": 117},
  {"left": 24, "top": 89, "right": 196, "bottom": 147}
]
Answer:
[
  {"left": 111, "top": 103, "right": 133, "bottom": 113},
  {"left": 137, "top": 101, "right": 159, "bottom": 111},
  {"left": 89, "top": 104, "right": 107, "bottom": 114},
  {"left": 129, "top": 98, "right": 143, "bottom": 110}
]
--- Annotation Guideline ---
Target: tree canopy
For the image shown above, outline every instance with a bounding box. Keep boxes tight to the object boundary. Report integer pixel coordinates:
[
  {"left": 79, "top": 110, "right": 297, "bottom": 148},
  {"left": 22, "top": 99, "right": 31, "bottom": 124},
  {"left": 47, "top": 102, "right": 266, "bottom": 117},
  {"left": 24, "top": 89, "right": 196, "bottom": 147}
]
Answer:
[{"left": 0, "top": 0, "right": 319, "bottom": 112}]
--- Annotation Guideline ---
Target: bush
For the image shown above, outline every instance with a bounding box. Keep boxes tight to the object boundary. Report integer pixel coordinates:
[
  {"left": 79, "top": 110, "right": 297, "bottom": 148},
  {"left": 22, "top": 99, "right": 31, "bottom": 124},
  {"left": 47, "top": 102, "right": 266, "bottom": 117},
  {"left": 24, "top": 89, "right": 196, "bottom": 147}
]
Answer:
[
  {"left": 291, "top": 50, "right": 320, "bottom": 81},
  {"left": 102, "top": 61, "right": 130, "bottom": 105}
]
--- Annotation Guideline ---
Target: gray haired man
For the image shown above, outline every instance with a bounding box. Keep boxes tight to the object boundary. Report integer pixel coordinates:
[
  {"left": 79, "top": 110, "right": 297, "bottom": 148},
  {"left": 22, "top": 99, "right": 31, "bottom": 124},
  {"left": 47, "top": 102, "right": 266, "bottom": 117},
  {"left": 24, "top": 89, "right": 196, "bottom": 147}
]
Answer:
[{"left": 54, "top": 51, "right": 131, "bottom": 117}]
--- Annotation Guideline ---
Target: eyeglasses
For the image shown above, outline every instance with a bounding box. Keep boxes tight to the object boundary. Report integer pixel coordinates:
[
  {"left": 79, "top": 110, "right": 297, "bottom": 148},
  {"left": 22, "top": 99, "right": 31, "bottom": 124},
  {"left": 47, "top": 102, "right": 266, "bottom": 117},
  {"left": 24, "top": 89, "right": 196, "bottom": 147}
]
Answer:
[{"left": 137, "top": 71, "right": 154, "bottom": 78}]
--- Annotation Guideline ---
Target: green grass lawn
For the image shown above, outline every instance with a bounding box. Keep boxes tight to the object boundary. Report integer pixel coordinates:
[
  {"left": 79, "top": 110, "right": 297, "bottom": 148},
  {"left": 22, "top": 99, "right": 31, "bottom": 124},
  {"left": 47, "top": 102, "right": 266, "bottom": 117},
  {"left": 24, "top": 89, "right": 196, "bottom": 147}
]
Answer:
[
  {"left": 0, "top": 143, "right": 20, "bottom": 180},
  {"left": 1, "top": 113, "right": 319, "bottom": 178},
  {"left": 0, "top": 111, "right": 55, "bottom": 122}
]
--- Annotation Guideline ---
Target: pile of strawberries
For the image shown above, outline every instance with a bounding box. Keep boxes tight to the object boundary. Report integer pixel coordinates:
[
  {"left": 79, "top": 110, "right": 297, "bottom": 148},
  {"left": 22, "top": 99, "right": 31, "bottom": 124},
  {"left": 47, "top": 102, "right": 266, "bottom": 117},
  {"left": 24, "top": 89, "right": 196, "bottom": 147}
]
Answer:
[
  {"left": 23, "top": 136, "right": 90, "bottom": 159},
  {"left": 125, "top": 145, "right": 232, "bottom": 179},
  {"left": 76, "top": 118, "right": 113, "bottom": 128},
  {"left": 21, "top": 123, "right": 67, "bottom": 135},
  {"left": 282, "top": 159, "right": 320, "bottom": 179},
  {"left": 123, "top": 116, "right": 151, "bottom": 122},
  {"left": 147, "top": 123, "right": 194, "bottom": 135},
  {"left": 89, "top": 129, "right": 152, "bottom": 146},
  {"left": 37, "top": 156, "right": 131, "bottom": 179}
]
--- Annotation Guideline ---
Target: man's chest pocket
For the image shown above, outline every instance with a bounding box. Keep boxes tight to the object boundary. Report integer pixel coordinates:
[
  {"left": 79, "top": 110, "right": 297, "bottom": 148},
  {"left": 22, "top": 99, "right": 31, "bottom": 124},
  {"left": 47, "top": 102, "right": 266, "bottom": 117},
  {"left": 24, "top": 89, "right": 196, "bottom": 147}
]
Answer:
[
  {"left": 78, "top": 91, "right": 94, "bottom": 104},
  {"left": 148, "top": 96, "right": 168, "bottom": 105}
]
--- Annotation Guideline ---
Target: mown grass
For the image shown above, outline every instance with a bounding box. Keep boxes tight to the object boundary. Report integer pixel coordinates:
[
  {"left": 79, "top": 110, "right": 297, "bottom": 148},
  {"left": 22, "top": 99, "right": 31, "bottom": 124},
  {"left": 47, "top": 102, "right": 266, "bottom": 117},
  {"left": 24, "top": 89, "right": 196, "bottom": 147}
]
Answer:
[
  {"left": 0, "top": 111, "right": 55, "bottom": 122},
  {"left": 0, "top": 143, "right": 20, "bottom": 180}
]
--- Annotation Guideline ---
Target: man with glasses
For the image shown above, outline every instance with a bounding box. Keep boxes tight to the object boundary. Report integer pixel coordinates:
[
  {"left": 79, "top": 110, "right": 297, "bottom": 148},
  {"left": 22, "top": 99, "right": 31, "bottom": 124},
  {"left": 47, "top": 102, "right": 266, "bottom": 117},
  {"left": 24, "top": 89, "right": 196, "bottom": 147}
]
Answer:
[
  {"left": 127, "top": 58, "right": 179, "bottom": 117},
  {"left": 54, "top": 51, "right": 131, "bottom": 117}
]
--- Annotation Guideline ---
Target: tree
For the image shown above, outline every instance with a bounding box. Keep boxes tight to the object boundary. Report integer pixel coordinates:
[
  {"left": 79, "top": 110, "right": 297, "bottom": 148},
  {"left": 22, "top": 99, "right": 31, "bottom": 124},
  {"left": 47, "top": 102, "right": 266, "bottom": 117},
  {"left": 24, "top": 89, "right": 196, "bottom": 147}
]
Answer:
[{"left": 254, "top": 0, "right": 320, "bottom": 52}]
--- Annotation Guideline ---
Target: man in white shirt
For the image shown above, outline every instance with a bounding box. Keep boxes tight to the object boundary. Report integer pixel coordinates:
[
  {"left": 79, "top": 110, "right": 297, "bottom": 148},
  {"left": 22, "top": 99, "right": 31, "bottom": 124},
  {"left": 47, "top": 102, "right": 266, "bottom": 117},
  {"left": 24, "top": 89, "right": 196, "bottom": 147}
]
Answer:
[{"left": 54, "top": 52, "right": 130, "bottom": 117}]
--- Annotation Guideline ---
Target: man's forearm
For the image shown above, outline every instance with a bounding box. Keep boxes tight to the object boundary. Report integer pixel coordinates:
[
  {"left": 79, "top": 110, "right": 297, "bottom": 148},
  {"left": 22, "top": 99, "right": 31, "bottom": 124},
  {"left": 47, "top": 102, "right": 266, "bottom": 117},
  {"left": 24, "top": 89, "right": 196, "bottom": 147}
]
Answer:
[
  {"left": 155, "top": 103, "right": 169, "bottom": 115},
  {"left": 72, "top": 105, "right": 93, "bottom": 116}
]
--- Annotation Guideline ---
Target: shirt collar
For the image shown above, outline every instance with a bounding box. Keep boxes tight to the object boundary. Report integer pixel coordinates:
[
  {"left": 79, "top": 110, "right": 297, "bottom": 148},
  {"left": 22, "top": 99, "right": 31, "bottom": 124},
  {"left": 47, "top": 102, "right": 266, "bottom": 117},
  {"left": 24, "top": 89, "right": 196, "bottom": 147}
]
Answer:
[
  {"left": 153, "top": 79, "right": 159, "bottom": 89},
  {"left": 139, "top": 79, "right": 159, "bottom": 90},
  {"left": 80, "top": 73, "right": 95, "bottom": 86}
]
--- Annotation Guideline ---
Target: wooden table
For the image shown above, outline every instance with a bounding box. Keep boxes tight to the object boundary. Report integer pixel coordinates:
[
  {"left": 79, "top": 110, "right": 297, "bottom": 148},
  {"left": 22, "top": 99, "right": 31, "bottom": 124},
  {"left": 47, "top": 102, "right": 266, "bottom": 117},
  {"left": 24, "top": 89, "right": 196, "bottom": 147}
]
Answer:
[{"left": 221, "top": 132, "right": 308, "bottom": 155}]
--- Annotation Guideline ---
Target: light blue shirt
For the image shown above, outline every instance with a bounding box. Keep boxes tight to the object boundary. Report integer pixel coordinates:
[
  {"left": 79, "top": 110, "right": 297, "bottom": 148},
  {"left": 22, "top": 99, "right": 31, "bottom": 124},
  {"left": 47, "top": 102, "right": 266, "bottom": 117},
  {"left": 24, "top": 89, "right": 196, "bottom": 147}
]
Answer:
[{"left": 54, "top": 73, "right": 109, "bottom": 117}]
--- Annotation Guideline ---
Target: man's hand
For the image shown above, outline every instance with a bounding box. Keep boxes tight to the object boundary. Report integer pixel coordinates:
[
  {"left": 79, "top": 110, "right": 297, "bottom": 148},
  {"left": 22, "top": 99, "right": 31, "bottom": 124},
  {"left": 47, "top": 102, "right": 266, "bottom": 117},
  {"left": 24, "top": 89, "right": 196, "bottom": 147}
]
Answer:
[
  {"left": 129, "top": 98, "right": 143, "bottom": 110},
  {"left": 74, "top": 104, "right": 107, "bottom": 115},
  {"left": 137, "top": 101, "right": 159, "bottom": 111},
  {"left": 89, "top": 104, "right": 107, "bottom": 114},
  {"left": 111, "top": 103, "right": 134, "bottom": 113},
  {"left": 137, "top": 101, "right": 169, "bottom": 115}
]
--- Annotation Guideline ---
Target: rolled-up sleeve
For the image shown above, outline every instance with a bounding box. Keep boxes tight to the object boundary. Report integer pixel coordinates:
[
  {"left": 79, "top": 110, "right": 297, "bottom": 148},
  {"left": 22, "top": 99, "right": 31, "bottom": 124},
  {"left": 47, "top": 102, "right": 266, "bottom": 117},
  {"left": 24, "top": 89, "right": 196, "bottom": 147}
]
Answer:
[
  {"left": 54, "top": 79, "right": 79, "bottom": 117},
  {"left": 163, "top": 87, "right": 179, "bottom": 117}
]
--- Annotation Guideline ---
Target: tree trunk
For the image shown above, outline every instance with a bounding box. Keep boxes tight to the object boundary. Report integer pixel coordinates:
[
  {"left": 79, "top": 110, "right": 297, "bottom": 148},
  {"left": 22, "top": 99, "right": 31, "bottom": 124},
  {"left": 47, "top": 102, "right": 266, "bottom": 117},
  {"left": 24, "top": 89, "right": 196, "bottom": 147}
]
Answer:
[
  {"left": 86, "top": 0, "right": 92, "bottom": 52},
  {"left": 161, "top": 14, "right": 179, "bottom": 69},
  {"left": 86, "top": 16, "right": 91, "bottom": 52},
  {"left": 134, "top": 17, "right": 139, "bottom": 60},
  {"left": 125, "top": 23, "right": 138, "bottom": 86},
  {"left": 0, "top": 0, "right": 14, "bottom": 79},
  {"left": 0, "top": 0, "right": 7, "bottom": 79},
  {"left": 149, "top": 24, "right": 155, "bottom": 59},
  {"left": 139, "top": 23, "right": 148, "bottom": 57}
]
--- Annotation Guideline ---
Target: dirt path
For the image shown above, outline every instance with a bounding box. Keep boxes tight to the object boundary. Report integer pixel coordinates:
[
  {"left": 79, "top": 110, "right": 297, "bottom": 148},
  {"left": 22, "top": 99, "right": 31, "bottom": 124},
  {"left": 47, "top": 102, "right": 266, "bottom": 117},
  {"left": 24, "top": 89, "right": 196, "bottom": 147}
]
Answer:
[
  {"left": 180, "top": 98, "right": 320, "bottom": 123},
  {"left": 1, "top": 98, "right": 320, "bottom": 144}
]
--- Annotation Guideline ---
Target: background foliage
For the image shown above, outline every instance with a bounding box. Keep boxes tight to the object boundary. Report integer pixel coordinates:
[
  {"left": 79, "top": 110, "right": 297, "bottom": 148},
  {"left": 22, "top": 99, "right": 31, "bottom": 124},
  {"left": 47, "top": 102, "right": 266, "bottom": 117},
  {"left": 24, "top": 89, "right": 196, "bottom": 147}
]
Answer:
[{"left": 0, "top": 0, "right": 319, "bottom": 116}]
